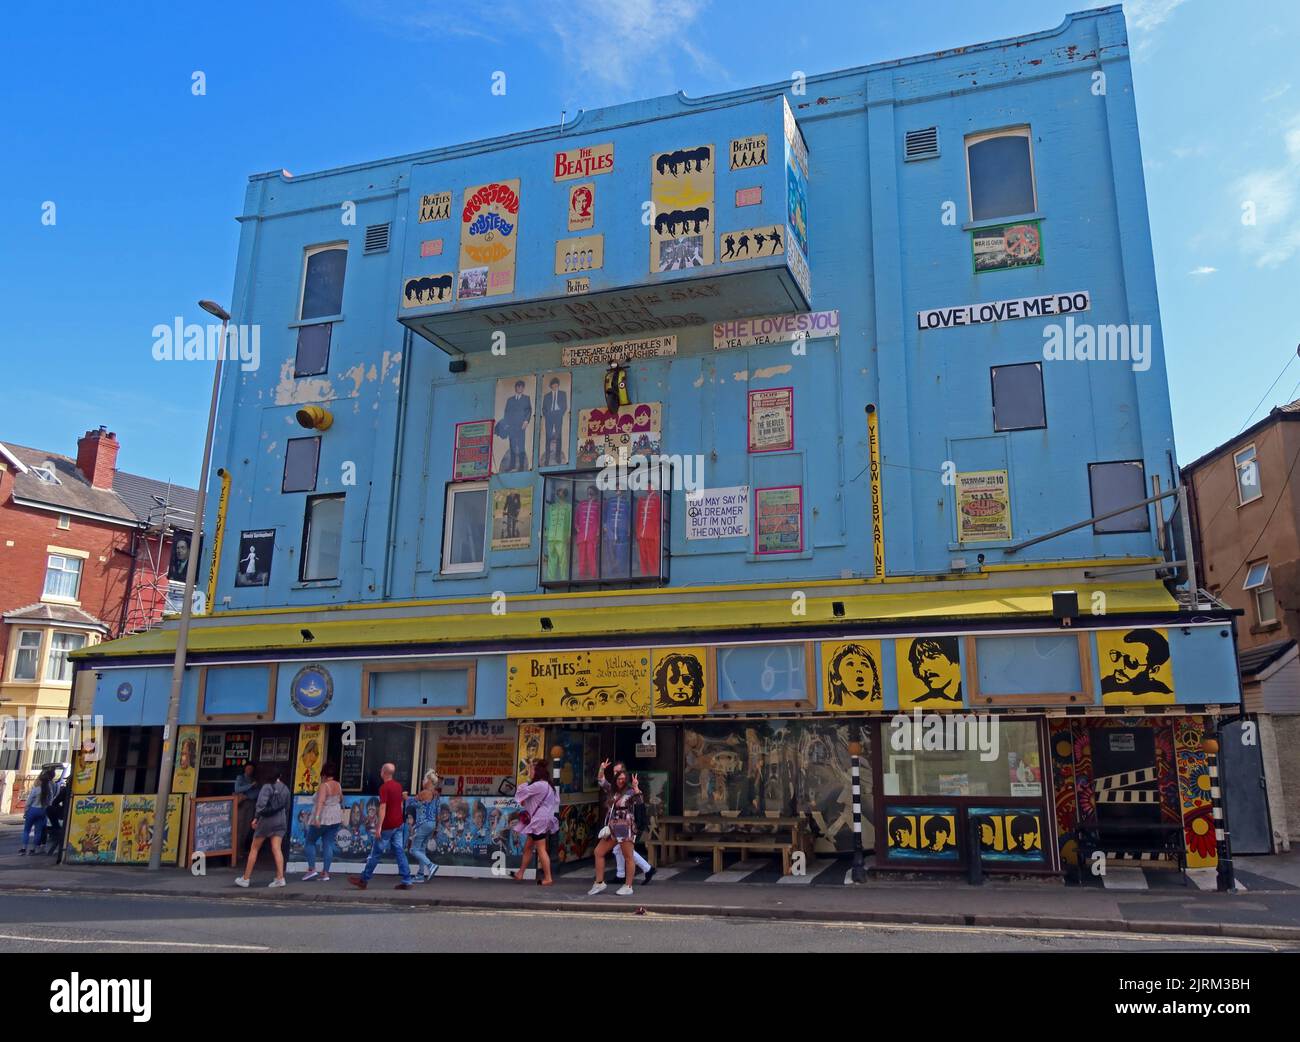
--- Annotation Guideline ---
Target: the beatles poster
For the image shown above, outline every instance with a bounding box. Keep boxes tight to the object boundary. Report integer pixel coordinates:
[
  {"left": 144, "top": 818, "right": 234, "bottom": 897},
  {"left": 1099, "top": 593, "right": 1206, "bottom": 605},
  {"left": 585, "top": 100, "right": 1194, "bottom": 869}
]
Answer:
[
  {"left": 821, "top": 639, "right": 884, "bottom": 711},
  {"left": 896, "top": 636, "right": 964, "bottom": 711},
  {"left": 234, "top": 529, "right": 274, "bottom": 587},
  {"left": 293, "top": 723, "right": 325, "bottom": 794},
  {"left": 555, "top": 233, "right": 603, "bottom": 275},
  {"left": 172, "top": 725, "right": 200, "bottom": 795},
  {"left": 651, "top": 647, "right": 709, "bottom": 716},
  {"left": 754, "top": 485, "right": 803, "bottom": 555},
  {"left": 493, "top": 375, "right": 535, "bottom": 473},
  {"left": 567, "top": 182, "right": 595, "bottom": 231},
  {"left": 747, "top": 387, "right": 794, "bottom": 452},
  {"left": 505, "top": 650, "right": 651, "bottom": 719},
  {"left": 650, "top": 143, "right": 715, "bottom": 272},
  {"left": 458, "top": 179, "right": 519, "bottom": 298},
  {"left": 537, "top": 371, "right": 571, "bottom": 467},
  {"left": 721, "top": 225, "right": 785, "bottom": 263},
  {"left": 453, "top": 419, "right": 493, "bottom": 481},
  {"left": 729, "top": 134, "right": 767, "bottom": 170},
  {"left": 956, "top": 469, "right": 1012, "bottom": 542},
  {"left": 884, "top": 806, "right": 959, "bottom": 861},
  {"left": 491, "top": 487, "right": 533, "bottom": 551},
  {"left": 971, "top": 808, "right": 1045, "bottom": 863},
  {"left": 576, "top": 402, "right": 661, "bottom": 467}
]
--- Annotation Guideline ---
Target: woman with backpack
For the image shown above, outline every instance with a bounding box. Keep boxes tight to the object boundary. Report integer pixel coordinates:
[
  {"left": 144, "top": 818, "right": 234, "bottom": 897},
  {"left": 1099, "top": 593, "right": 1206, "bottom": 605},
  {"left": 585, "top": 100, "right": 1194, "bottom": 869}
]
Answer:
[
  {"left": 18, "top": 766, "right": 61, "bottom": 855},
  {"left": 235, "top": 766, "right": 290, "bottom": 888},
  {"left": 589, "top": 764, "right": 642, "bottom": 897},
  {"left": 511, "top": 759, "right": 558, "bottom": 885}
]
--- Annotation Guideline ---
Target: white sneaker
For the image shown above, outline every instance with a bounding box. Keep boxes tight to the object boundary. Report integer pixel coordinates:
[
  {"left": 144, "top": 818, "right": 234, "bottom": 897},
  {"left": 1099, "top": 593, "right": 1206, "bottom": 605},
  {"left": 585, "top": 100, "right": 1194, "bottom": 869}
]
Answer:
[
  {"left": 320, "top": 873, "right": 331, "bottom": 882},
  {"left": 302, "top": 871, "right": 319, "bottom": 881},
  {"left": 617, "top": 884, "right": 634, "bottom": 896},
  {"left": 587, "top": 882, "right": 607, "bottom": 896},
  {"left": 268, "top": 878, "right": 286, "bottom": 888},
  {"left": 234, "top": 877, "right": 250, "bottom": 888}
]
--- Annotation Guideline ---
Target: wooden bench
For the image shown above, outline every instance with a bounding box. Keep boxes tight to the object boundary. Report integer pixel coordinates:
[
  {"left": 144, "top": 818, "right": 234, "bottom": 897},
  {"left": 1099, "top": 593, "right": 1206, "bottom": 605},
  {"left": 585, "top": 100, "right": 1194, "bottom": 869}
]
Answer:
[
  {"left": 647, "top": 814, "right": 806, "bottom": 875},
  {"left": 1073, "top": 822, "right": 1188, "bottom": 885}
]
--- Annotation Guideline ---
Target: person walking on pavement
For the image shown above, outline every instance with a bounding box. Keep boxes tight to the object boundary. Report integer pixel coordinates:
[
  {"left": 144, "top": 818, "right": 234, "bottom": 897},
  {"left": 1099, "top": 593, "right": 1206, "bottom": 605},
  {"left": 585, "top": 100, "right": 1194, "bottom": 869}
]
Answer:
[
  {"left": 19, "top": 766, "right": 61, "bottom": 854},
  {"left": 236, "top": 767, "right": 290, "bottom": 888},
  {"left": 349, "top": 762, "right": 415, "bottom": 890},
  {"left": 302, "top": 761, "right": 344, "bottom": 881},
  {"left": 589, "top": 764, "right": 643, "bottom": 897},
  {"left": 511, "top": 759, "right": 559, "bottom": 885},
  {"left": 407, "top": 770, "right": 442, "bottom": 882}
]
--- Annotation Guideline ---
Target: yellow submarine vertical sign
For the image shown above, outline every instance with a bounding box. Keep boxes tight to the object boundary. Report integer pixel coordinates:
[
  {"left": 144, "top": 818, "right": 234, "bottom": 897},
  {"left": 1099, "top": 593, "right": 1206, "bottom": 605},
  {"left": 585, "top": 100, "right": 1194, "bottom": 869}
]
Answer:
[{"left": 650, "top": 144, "right": 715, "bottom": 274}]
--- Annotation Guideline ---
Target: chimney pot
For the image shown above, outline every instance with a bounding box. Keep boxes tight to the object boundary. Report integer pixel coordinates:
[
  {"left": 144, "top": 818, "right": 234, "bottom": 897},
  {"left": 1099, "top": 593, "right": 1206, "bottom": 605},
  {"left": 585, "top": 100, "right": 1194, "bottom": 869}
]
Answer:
[{"left": 76, "top": 426, "right": 121, "bottom": 489}]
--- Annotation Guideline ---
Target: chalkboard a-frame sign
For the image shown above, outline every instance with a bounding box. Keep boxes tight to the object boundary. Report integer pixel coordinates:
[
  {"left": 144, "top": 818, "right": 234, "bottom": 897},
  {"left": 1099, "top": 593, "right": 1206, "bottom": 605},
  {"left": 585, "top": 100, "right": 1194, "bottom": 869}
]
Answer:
[{"left": 190, "top": 795, "right": 237, "bottom": 862}]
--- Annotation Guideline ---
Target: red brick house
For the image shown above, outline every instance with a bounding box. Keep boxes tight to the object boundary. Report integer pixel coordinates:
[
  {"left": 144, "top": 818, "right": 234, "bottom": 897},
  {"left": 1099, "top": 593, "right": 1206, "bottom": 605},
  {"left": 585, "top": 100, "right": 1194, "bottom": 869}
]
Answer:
[{"left": 0, "top": 428, "right": 196, "bottom": 810}]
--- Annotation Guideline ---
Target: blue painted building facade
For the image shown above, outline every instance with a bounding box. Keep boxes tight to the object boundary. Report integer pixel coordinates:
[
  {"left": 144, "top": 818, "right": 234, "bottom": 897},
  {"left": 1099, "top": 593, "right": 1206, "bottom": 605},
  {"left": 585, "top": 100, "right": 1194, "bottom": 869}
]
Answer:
[{"left": 76, "top": 7, "right": 1242, "bottom": 880}]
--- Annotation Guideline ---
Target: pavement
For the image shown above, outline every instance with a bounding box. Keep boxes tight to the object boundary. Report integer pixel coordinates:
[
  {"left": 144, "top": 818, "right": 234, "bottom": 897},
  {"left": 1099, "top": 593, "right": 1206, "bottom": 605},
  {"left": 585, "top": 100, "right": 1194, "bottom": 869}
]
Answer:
[{"left": 4, "top": 815, "right": 1299, "bottom": 941}]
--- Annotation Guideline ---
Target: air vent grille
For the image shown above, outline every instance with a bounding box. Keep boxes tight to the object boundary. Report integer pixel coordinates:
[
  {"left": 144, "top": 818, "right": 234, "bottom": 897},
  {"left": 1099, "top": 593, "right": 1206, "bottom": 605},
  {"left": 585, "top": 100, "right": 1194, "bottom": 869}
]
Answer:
[
  {"left": 363, "top": 223, "right": 390, "bottom": 254},
  {"left": 904, "top": 127, "right": 939, "bottom": 161}
]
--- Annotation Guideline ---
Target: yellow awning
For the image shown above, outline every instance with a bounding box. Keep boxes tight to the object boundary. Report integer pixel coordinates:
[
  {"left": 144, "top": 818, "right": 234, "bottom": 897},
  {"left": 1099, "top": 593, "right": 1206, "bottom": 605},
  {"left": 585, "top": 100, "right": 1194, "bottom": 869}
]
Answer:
[{"left": 76, "top": 581, "right": 1178, "bottom": 660}]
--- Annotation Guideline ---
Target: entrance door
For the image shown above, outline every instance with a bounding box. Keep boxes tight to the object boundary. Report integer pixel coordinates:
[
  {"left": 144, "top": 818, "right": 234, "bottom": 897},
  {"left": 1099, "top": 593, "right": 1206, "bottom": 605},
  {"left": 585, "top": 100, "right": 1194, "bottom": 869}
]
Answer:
[
  {"left": 1220, "top": 718, "right": 1272, "bottom": 854},
  {"left": 1088, "top": 726, "right": 1163, "bottom": 847}
]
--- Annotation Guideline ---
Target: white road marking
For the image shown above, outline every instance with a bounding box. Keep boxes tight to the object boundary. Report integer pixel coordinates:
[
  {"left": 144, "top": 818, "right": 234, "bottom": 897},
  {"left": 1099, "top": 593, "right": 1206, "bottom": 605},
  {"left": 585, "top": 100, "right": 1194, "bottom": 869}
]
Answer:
[
  {"left": 1101, "top": 867, "right": 1149, "bottom": 891},
  {"left": 0, "top": 932, "right": 268, "bottom": 951}
]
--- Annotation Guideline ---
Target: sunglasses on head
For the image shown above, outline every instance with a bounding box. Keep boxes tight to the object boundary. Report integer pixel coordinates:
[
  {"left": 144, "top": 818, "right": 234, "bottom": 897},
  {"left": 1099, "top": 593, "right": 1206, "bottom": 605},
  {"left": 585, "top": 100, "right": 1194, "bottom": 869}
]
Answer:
[{"left": 1108, "top": 649, "right": 1144, "bottom": 670}]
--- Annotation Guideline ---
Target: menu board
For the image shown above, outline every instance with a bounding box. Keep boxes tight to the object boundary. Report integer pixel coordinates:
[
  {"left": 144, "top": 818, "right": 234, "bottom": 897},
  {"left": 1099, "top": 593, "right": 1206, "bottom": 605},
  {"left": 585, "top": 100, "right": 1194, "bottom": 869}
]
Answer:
[
  {"left": 191, "top": 796, "right": 237, "bottom": 858},
  {"left": 340, "top": 741, "right": 366, "bottom": 792}
]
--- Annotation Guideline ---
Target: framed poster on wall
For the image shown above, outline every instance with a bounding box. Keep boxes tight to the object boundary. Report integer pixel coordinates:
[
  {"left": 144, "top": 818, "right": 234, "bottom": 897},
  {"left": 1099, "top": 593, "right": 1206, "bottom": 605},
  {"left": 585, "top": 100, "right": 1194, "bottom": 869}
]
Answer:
[
  {"left": 747, "top": 388, "right": 793, "bottom": 452},
  {"left": 754, "top": 485, "right": 803, "bottom": 555}
]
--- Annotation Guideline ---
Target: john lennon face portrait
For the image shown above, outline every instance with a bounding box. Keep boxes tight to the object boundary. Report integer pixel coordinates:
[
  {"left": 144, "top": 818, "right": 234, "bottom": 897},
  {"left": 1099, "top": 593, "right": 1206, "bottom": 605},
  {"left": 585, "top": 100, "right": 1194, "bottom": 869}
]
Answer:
[{"left": 652, "top": 650, "right": 708, "bottom": 715}]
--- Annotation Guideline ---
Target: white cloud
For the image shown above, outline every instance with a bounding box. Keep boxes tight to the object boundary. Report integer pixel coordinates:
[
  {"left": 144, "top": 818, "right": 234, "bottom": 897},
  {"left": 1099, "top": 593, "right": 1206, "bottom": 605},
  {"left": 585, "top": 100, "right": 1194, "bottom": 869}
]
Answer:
[
  {"left": 1233, "top": 114, "right": 1300, "bottom": 268},
  {"left": 544, "top": 0, "right": 717, "bottom": 96},
  {"left": 1188, "top": 266, "right": 1217, "bottom": 275},
  {"left": 1125, "top": 0, "right": 1189, "bottom": 58},
  {"left": 1263, "top": 83, "right": 1292, "bottom": 104}
]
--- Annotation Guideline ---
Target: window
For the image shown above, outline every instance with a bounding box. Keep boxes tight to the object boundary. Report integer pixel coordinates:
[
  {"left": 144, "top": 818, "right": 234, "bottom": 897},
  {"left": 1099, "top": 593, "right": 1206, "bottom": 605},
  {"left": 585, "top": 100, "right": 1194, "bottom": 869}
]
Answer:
[
  {"left": 32, "top": 717, "right": 70, "bottom": 764},
  {"left": 1088, "top": 460, "right": 1149, "bottom": 534},
  {"left": 299, "top": 244, "right": 347, "bottom": 321},
  {"left": 301, "top": 494, "right": 345, "bottom": 581},
  {"left": 57, "top": 514, "right": 70, "bottom": 530},
  {"left": 32, "top": 465, "right": 61, "bottom": 485},
  {"left": 1234, "top": 444, "right": 1262, "bottom": 505},
  {"left": 43, "top": 554, "right": 83, "bottom": 599},
  {"left": 540, "top": 472, "right": 668, "bottom": 587},
  {"left": 966, "top": 127, "right": 1036, "bottom": 222},
  {"left": 13, "top": 630, "right": 42, "bottom": 680},
  {"left": 991, "top": 363, "right": 1046, "bottom": 431},
  {"left": 0, "top": 715, "right": 22, "bottom": 771},
  {"left": 442, "top": 482, "right": 488, "bottom": 574},
  {"left": 282, "top": 437, "right": 321, "bottom": 493},
  {"left": 1245, "top": 560, "right": 1277, "bottom": 626},
  {"left": 885, "top": 719, "right": 1042, "bottom": 798},
  {"left": 294, "top": 322, "right": 332, "bottom": 378},
  {"left": 45, "top": 632, "right": 86, "bottom": 682}
]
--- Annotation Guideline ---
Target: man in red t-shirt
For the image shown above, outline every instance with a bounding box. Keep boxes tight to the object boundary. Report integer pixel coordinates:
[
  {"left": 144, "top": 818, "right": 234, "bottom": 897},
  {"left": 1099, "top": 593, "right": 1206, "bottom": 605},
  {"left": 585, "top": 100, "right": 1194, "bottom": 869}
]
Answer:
[{"left": 349, "top": 762, "right": 414, "bottom": 890}]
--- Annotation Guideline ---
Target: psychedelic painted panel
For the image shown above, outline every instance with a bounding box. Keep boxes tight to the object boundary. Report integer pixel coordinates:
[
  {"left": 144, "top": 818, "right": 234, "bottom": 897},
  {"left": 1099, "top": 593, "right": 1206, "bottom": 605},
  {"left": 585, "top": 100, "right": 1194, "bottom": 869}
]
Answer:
[{"left": 1175, "top": 718, "right": 1217, "bottom": 868}]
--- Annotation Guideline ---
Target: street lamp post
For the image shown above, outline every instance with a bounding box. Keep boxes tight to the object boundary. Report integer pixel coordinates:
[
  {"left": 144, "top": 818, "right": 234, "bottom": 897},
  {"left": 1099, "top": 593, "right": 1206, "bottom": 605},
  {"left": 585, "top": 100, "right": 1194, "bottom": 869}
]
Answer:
[{"left": 148, "top": 299, "right": 230, "bottom": 870}]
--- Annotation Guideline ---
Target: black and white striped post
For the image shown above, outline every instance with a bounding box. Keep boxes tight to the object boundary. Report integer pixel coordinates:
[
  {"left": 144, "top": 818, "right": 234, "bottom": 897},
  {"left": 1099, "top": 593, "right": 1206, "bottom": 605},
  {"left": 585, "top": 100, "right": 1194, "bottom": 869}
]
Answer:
[
  {"left": 1203, "top": 729, "right": 1236, "bottom": 893},
  {"left": 849, "top": 739, "right": 865, "bottom": 883},
  {"left": 539, "top": 744, "right": 563, "bottom": 887}
]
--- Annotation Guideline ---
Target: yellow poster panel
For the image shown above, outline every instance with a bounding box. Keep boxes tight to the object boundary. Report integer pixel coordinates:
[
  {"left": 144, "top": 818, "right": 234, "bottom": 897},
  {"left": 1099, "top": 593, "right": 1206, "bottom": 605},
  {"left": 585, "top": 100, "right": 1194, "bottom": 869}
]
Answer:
[
  {"left": 886, "top": 811, "right": 958, "bottom": 855},
  {"left": 116, "top": 794, "right": 184, "bottom": 864},
  {"left": 650, "top": 143, "right": 714, "bottom": 273},
  {"left": 173, "top": 725, "right": 200, "bottom": 795},
  {"left": 1098, "top": 628, "right": 1175, "bottom": 705},
  {"left": 895, "top": 636, "right": 965, "bottom": 711},
  {"left": 516, "top": 723, "right": 546, "bottom": 784},
  {"left": 651, "top": 648, "right": 709, "bottom": 716},
  {"left": 71, "top": 746, "right": 101, "bottom": 796},
  {"left": 821, "top": 640, "right": 884, "bottom": 711},
  {"left": 458, "top": 179, "right": 520, "bottom": 299},
  {"left": 66, "top": 795, "right": 122, "bottom": 863},
  {"left": 294, "top": 723, "right": 326, "bottom": 794},
  {"left": 507, "top": 650, "right": 651, "bottom": 718},
  {"left": 956, "top": 469, "right": 1011, "bottom": 543}
]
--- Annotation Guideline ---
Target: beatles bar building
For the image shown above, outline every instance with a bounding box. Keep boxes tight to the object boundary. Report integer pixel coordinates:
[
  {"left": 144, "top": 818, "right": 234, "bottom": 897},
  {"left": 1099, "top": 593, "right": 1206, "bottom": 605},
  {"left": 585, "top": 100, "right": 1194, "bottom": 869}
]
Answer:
[{"left": 71, "top": 7, "right": 1244, "bottom": 881}]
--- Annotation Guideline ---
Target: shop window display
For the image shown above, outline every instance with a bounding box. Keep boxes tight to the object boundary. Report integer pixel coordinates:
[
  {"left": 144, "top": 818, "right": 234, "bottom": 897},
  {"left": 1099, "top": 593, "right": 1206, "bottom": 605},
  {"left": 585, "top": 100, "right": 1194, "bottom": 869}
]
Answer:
[
  {"left": 881, "top": 719, "right": 1042, "bottom": 798},
  {"left": 682, "top": 720, "right": 872, "bottom": 852},
  {"left": 540, "top": 473, "right": 668, "bottom": 587}
]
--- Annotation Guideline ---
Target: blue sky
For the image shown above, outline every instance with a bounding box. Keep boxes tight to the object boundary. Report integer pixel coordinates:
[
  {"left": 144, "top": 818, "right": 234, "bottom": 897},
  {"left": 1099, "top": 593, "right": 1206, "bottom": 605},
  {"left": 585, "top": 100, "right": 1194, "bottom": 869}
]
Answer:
[{"left": 1, "top": 0, "right": 1296, "bottom": 484}]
